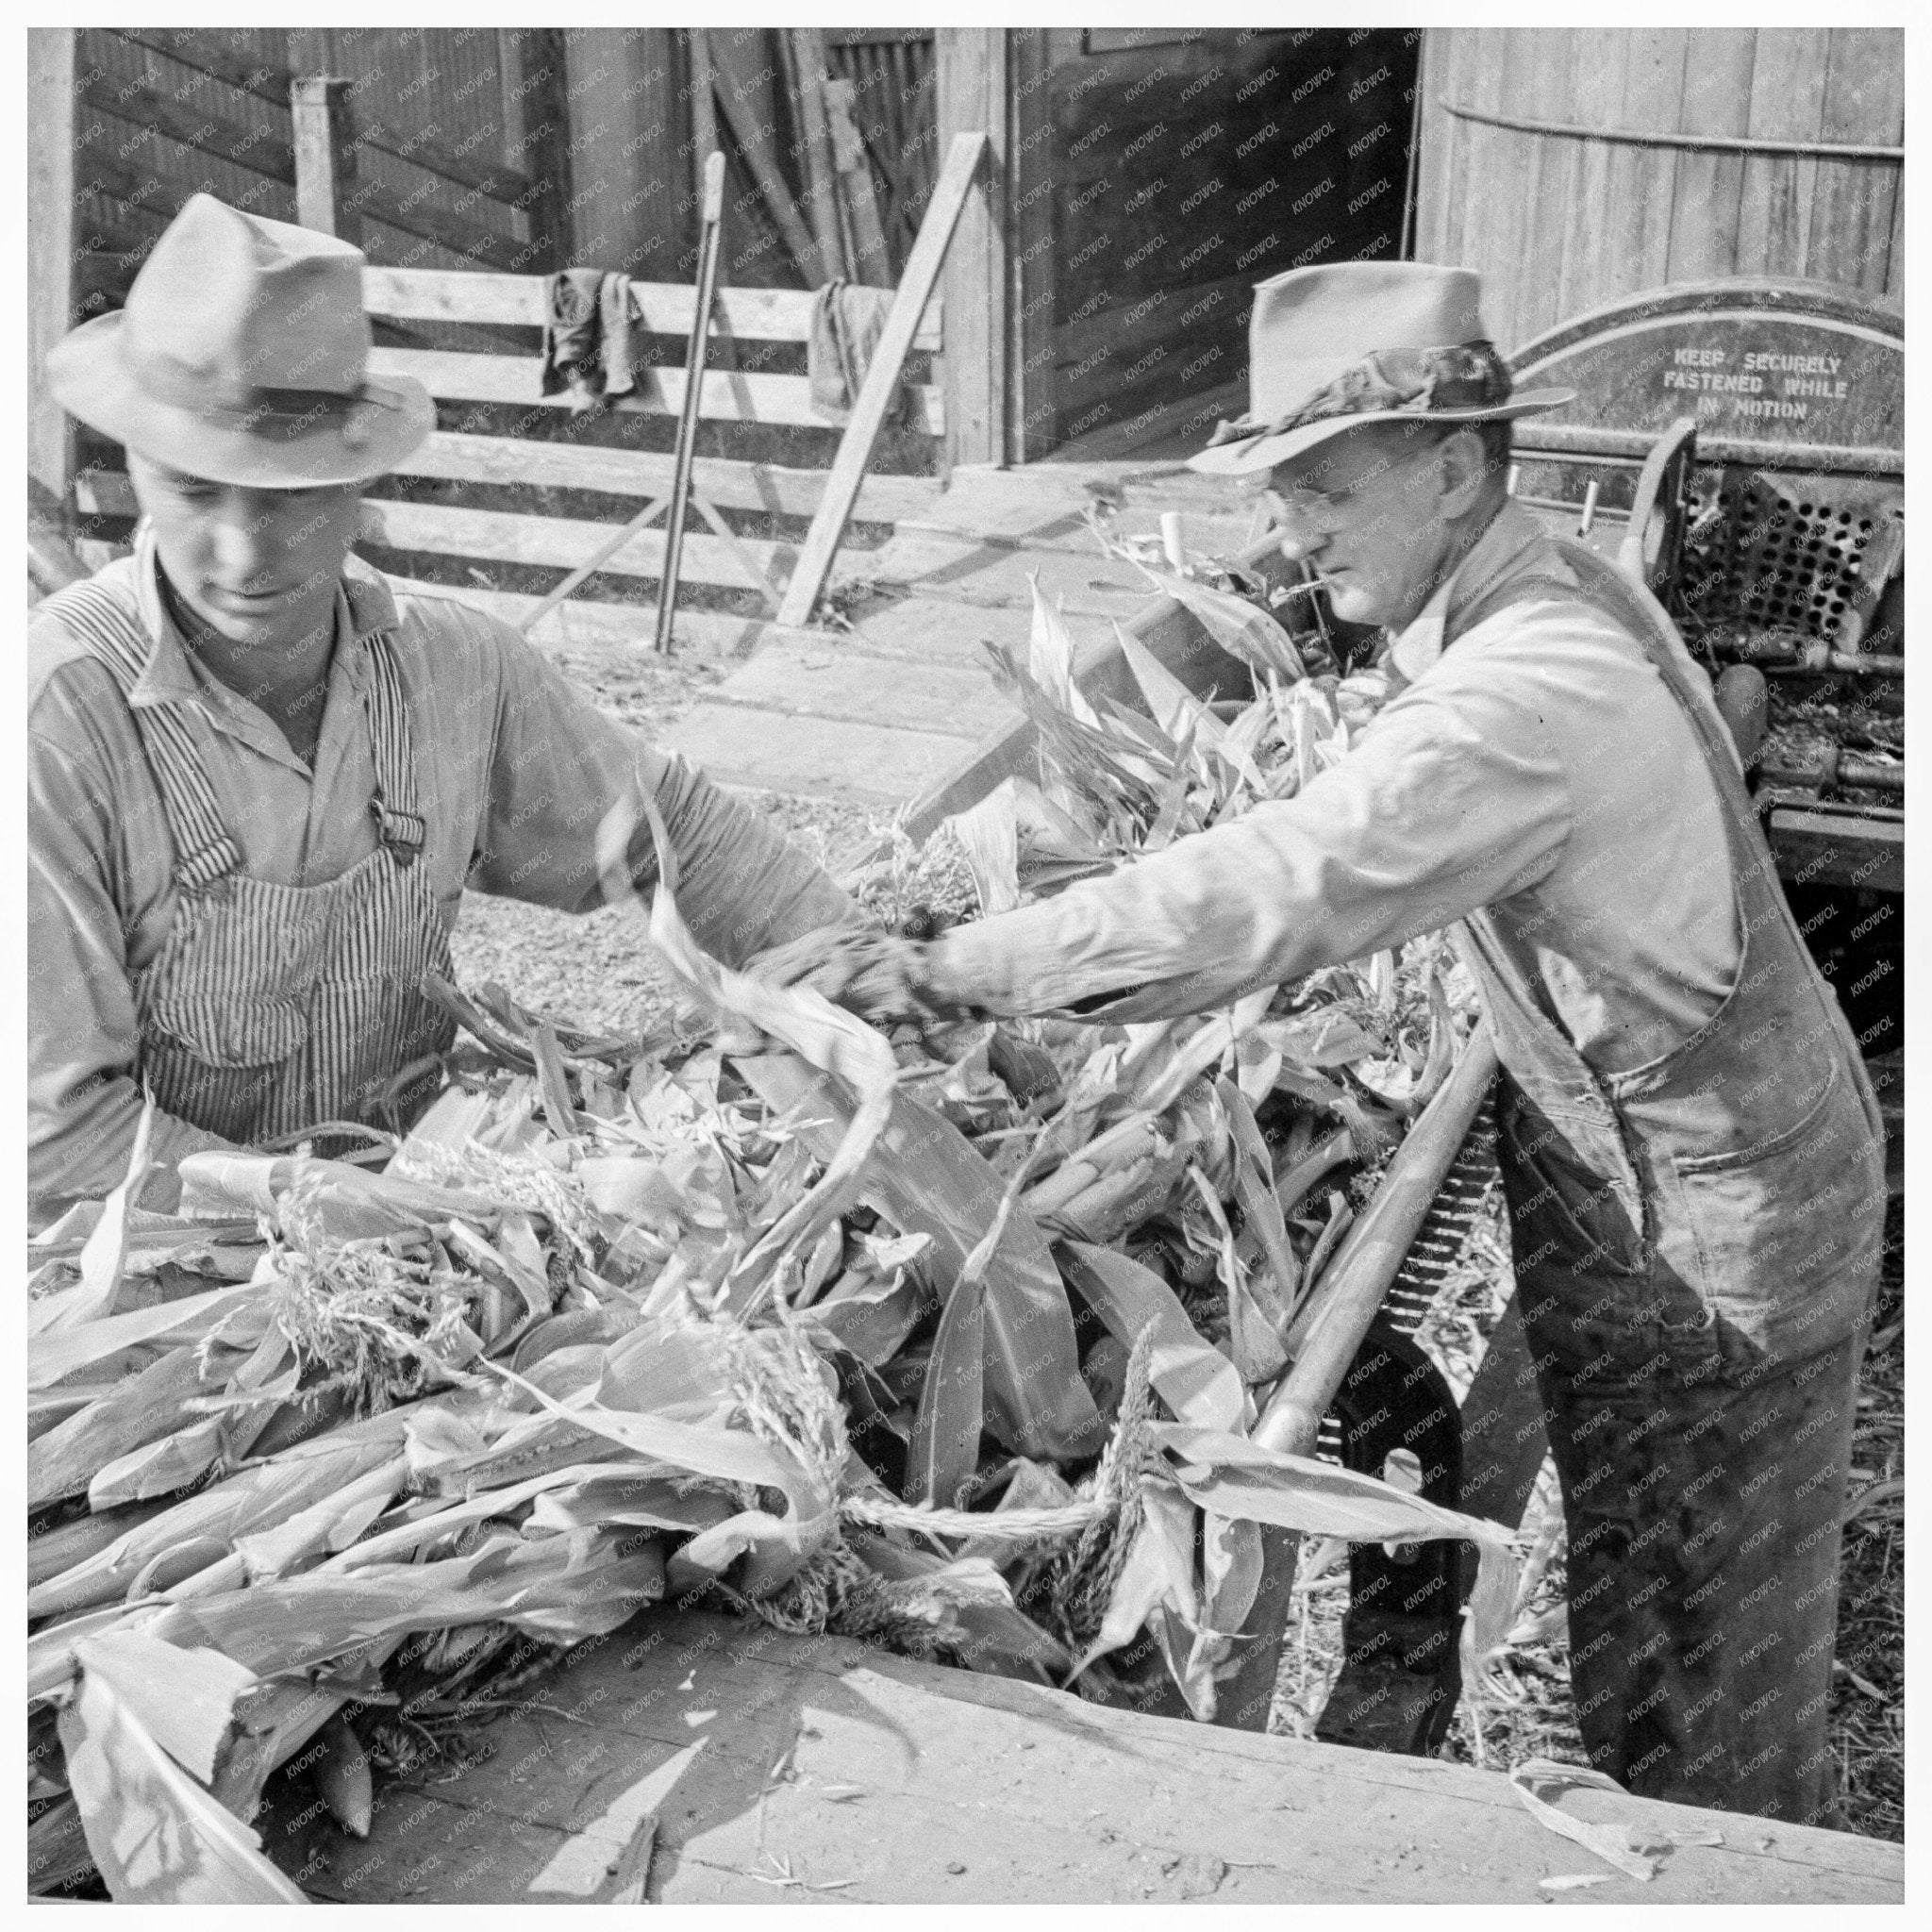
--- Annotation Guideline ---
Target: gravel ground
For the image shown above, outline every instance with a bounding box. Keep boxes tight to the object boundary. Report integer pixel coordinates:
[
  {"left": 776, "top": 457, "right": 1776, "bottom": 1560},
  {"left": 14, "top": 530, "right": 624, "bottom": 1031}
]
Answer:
[
  {"left": 448, "top": 789, "right": 886, "bottom": 1038},
  {"left": 447, "top": 638, "right": 887, "bottom": 1037}
]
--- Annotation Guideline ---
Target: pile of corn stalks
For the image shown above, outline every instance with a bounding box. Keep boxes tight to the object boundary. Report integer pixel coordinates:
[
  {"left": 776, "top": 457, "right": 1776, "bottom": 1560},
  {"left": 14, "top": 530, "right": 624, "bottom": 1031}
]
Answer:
[{"left": 26, "top": 600, "right": 1519, "bottom": 1905}]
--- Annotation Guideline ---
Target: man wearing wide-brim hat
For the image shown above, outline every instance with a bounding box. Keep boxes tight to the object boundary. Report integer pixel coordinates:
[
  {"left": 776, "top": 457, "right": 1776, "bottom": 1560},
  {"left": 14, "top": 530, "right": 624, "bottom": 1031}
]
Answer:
[
  {"left": 29, "top": 193, "right": 857, "bottom": 1219},
  {"left": 769, "top": 262, "right": 1885, "bottom": 1824}
]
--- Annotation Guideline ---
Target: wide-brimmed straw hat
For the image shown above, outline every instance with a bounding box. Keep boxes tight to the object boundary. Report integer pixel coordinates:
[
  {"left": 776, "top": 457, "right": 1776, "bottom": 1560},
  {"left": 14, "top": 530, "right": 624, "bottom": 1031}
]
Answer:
[
  {"left": 47, "top": 192, "right": 434, "bottom": 489},
  {"left": 1189, "top": 261, "right": 1574, "bottom": 477}
]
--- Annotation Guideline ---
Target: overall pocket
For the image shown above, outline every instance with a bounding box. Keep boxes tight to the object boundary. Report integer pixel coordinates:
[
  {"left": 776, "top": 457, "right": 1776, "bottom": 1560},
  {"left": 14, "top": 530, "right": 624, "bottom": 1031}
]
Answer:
[
  {"left": 1498, "top": 1085, "right": 1667, "bottom": 1387},
  {"left": 1498, "top": 1089, "right": 1648, "bottom": 1279},
  {"left": 1664, "top": 1061, "right": 1886, "bottom": 1377},
  {"left": 145, "top": 992, "right": 309, "bottom": 1071}
]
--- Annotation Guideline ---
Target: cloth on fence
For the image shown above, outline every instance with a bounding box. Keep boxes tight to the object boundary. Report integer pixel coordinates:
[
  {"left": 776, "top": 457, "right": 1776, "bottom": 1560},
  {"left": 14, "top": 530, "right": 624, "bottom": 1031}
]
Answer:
[
  {"left": 541, "top": 271, "right": 644, "bottom": 411},
  {"left": 808, "top": 278, "right": 902, "bottom": 426}
]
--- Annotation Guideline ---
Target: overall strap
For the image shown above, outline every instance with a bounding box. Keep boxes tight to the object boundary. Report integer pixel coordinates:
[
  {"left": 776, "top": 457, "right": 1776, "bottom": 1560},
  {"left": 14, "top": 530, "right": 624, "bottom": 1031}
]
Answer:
[
  {"left": 1544, "top": 541, "right": 1764, "bottom": 835},
  {"left": 361, "top": 631, "right": 426, "bottom": 863},
  {"left": 56, "top": 581, "right": 244, "bottom": 892},
  {"left": 1453, "top": 541, "right": 1772, "bottom": 903}
]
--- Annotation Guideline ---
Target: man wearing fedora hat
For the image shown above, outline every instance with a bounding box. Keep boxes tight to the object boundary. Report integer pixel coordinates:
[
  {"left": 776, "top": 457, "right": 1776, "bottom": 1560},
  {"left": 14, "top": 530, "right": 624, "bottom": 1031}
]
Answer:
[
  {"left": 765, "top": 263, "right": 1885, "bottom": 1824},
  {"left": 29, "top": 193, "right": 858, "bottom": 1220}
]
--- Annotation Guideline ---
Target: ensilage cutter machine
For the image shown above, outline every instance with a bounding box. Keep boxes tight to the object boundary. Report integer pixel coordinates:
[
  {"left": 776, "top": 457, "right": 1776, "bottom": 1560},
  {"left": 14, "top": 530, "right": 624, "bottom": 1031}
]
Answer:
[{"left": 1506, "top": 274, "right": 1904, "bottom": 1151}]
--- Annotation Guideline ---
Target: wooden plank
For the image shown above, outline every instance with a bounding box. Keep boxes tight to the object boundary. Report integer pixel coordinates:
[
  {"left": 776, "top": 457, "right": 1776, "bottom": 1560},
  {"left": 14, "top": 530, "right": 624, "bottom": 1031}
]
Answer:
[
  {"left": 789, "top": 30, "right": 850, "bottom": 283},
  {"left": 1490, "top": 33, "right": 1552, "bottom": 350},
  {"left": 824, "top": 75, "right": 893, "bottom": 284},
  {"left": 828, "top": 591, "right": 1037, "bottom": 665},
  {"left": 28, "top": 27, "right": 75, "bottom": 510},
  {"left": 708, "top": 37, "right": 824, "bottom": 285},
  {"left": 374, "top": 573, "right": 818, "bottom": 662},
  {"left": 1008, "top": 29, "right": 1057, "bottom": 461},
  {"left": 1737, "top": 30, "right": 1824, "bottom": 280},
  {"left": 78, "top": 72, "right": 297, "bottom": 184},
  {"left": 1440, "top": 30, "right": 1509, "bottom": 331},
  {"left": 1619, "top": 31, "right": 1690, "bottom": 300},
  {"left": 71, "top": 112, "right": 516, "bottom": 273},
  {"left": 111, "top": 28, "right": 293, "bottom": 109},
  {"left": 689, "top": 494, "right": 783, "bottom": 614},
  {"left": 350, "top": 177, "right": 525, "bottom": 273},
  {"left": 1768, "top": 807, "right": 1905, "bottom": 895},
  {"left": 117, "top": 28, "right": 539, "bottom": 207},
  {"left": 557, "top": 31, "right": 679, "bottom": 283},
  {"left": 1664, "top": 28, "right": 1757, "bottom": 285},
  {"left": 392, "top": 431, "right": 939, "bottom": 525},
  {"left": 70, "top": 148, "right": 256, "bottom": 234},
  {"left": 1506, "top": 33, "right": 1579, "bottom": 348},
  {"left": 833, "top": 526, "right": 1153, "bottom": 619},
  {"left": 1557, "top": 31, "right": 1634, "bottom": 322},
  {"left": 1808, "top": 29, "right": 1903, "bottom": 294},
  {"left": 778, "top": 130, "right": 990, "bottom": 626},
  {"left": 261, "top": 1609, "right": 1906, "bottom": 1905},
  {"left": 914, "top": 457, "right": 1260, "bottom": 527},
  {"left": 362, "top": 266, "right": 944, "bottom": 351},
  {"left": 1418, "top": 27, "right": 1469, "bottom": 270},
  {"left": 706, "top": 638, "right": 1019, "bottom": 741},
  {"left": 903, "top": 494, "right": 1258, "bottom": 562},
  {"left": 291, "top": 76, "right": 358, "bottom": 246},
  {"left": 75, "top": 447, "right": 940, "bottom": 539},
  {"left": 935, "top": 30, "right": 1009, "bottom": 469},
  {"left": 356, "top": 498, "right": 794, "bottom": 594},
  {"left": 363, "top": 345, "right": 944, "bottom": 434},
  {"left": 512, "top": 28, "right": 574, "bottom": 275},
  {"left": 77, "top": 471, "right": 798, "bottom": 600},
  {"left": 660, "top": 705, "right": 981, "bottom": 801}
]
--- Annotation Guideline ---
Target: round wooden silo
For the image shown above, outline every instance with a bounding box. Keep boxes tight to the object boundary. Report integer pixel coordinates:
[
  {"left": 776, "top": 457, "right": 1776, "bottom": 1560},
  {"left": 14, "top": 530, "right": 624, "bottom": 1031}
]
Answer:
[{"left": 1412, "top": 28, "right": 1903, "bottom": 352}]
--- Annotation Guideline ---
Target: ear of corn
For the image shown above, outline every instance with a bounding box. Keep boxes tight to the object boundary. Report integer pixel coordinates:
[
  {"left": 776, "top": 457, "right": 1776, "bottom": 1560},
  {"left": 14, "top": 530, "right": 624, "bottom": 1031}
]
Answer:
[{"left": 25, "top": 554, "right": 1520, "bottom": 1901}]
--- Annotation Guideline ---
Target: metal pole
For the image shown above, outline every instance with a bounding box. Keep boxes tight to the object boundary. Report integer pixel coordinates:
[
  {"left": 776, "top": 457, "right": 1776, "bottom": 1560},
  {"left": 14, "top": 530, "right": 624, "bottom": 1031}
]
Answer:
[{"left": 656, "top": 150, "right": 726, "bottom": 656}]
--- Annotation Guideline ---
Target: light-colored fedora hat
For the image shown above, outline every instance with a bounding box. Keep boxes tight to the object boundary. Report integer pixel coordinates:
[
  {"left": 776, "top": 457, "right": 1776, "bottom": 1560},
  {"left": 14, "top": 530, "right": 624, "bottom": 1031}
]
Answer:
[
  {"left": 1190, "top": 261, "right": 1574, "bottom": 477},
  {"left": 47, "top": 192, "right": 434, "bottom": 489}
]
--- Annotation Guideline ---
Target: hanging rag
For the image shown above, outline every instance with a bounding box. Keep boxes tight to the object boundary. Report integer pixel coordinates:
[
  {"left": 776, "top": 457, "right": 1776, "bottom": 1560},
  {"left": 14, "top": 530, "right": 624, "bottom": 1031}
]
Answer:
[
  {"left": 808, "top": 277, "right": 902, "bottom": 426},
  {"left": 541, "top": 270, "right": 644, "bottom": 412}
]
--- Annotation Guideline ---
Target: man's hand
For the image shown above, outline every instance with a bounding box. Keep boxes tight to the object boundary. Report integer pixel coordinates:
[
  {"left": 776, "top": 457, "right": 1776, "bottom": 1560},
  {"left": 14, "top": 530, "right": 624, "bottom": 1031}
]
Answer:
[{"left": 746, "top": 926, "right": 969, "bottom": 1027}]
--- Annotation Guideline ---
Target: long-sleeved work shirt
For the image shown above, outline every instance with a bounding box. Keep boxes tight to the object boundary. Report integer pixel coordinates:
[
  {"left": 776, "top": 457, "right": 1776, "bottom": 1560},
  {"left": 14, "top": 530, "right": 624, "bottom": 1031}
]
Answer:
[
  {"left": 29, "top": 538, "right": 857, "bottom": 1209},
  {"left": 930, "top": 503, "right": 1742, "bottom": 1069}
]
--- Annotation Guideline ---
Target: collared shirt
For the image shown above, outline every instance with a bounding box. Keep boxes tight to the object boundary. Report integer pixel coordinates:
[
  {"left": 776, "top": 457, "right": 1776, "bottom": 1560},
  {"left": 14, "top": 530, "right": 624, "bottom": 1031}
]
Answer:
[
  {"left": 931, "top": 503, "right": 1742, "bottom": 1067},
  {"left": 29, "top": 533, "right": 855, "bottom": 1208}
]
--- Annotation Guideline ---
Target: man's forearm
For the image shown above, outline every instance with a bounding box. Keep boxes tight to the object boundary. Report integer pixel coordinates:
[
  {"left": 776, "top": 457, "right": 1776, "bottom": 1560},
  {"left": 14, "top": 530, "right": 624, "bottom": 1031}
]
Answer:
[
  {"left": 651, "top": 756, "right": 861, "bottom": 966},
  {"left": 30, "top": 1070, "right": 236, "bottom": 1223}
]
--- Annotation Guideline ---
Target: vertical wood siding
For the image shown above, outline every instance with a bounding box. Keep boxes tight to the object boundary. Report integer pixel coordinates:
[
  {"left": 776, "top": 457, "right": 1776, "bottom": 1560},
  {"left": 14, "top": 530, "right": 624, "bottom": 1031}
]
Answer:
[{"left": 1417, "top": 28, "right": 1902, "bottom": 352}]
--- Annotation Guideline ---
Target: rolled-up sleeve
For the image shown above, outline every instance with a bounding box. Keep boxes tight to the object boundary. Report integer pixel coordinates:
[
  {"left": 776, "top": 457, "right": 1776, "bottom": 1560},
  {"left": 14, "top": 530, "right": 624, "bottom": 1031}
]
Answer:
[
  {"left": 927, "top": 672, "right": 1574, "bottom": 1021},
  {"left": 28, "top": 732, "right": 233, "bottom": 1216},
  {"left": 462, "top": 620, "right": 859, "bottom": 964}
]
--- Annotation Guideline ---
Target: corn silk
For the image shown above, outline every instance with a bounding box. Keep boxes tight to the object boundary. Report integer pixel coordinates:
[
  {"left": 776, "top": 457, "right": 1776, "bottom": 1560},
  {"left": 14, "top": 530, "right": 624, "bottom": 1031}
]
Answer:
[{"left": 25, "top": 570, "right": 1520, "bottom": 1902}]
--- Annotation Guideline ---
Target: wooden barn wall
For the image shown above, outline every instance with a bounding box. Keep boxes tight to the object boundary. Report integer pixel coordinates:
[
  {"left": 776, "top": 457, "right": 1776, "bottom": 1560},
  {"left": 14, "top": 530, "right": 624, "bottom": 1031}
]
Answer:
[
  {"left": 66, "top": 26, "right": 570, "bottom": 332},
  {"left": 556, "top": 30, "right": 690, "bottom": 279},
  {"left": 1046, "top": 28, "right": 1421, "bottom": 449},
  {"left": 290, "top": 26, "right": 555, "bottom": 268},
  {"left": 557, "top": 29, "right": 939, "bottom": 293},
  {"left": 1415, "top": 28, "right": 1904, "bottom": 354}
]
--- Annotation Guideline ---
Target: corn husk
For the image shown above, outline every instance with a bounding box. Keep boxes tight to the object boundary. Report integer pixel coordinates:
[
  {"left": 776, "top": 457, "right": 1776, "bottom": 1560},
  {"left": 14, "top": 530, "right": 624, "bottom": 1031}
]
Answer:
[{"left": 30, "top": 655, "right": 1519, "bottom": 1896}]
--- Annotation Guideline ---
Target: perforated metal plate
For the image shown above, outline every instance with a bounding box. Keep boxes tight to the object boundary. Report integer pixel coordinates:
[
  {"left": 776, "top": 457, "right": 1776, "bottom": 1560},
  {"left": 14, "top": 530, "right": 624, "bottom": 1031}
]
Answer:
[{"left": 1679, "top": 472, "right": 1905, "bottom": 646}]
